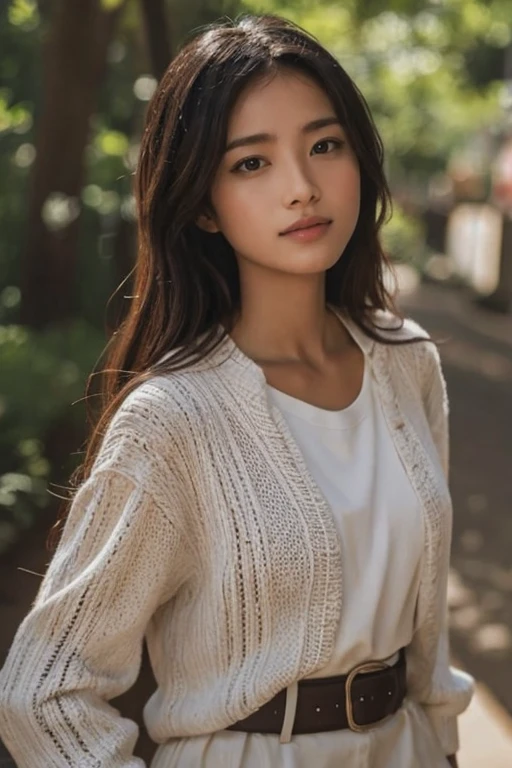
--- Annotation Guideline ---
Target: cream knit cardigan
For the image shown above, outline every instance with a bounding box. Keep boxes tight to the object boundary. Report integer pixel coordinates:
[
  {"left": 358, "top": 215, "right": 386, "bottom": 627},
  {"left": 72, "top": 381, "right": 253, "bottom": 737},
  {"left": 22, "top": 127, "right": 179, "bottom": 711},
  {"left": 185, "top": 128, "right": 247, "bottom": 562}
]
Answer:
[{"left": 0, "top": 309, "right": 474, "bottom": 767}]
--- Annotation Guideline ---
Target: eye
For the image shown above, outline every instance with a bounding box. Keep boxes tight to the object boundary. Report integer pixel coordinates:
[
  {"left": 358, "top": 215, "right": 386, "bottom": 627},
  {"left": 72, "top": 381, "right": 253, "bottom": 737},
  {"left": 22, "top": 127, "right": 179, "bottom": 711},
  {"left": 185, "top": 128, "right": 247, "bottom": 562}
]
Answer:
[
  {"left": 311, "top": 139, "right": 344, "bottom": 155},
  {"left": 232, "top": 156, "right": 267, "bottom": 173}
]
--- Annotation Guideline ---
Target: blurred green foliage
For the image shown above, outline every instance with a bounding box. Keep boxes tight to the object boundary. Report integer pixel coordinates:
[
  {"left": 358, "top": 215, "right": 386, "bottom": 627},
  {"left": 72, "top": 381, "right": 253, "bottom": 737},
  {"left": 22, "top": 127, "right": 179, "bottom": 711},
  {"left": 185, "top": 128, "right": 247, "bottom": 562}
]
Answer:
[
  {"left": 0, "top": 0, "right": 510, "bottom": 551},
  {"left": 246, "top": 0, "right": 507, "bottom": 181},
  {"left": 382, "top": 206, "right": 427, "bottom": 268},
  {"left": 0, "top": 320, "right": 105, "bottom": 553}
]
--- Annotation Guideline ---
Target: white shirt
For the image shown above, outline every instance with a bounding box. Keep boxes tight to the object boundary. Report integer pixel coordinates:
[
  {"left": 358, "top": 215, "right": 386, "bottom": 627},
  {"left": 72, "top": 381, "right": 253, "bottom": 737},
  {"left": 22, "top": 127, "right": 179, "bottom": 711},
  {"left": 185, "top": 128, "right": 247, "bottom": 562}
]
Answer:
[{"left": 267, "top": 350, "right": 423, "bottom": 677}]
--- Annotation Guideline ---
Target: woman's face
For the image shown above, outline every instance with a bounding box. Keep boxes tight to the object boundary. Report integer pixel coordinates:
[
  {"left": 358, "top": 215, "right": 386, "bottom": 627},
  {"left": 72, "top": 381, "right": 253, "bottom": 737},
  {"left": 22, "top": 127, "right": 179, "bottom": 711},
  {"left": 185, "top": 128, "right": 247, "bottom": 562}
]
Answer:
[{"left": 198, "top": 68, "right": 361, "bottom": 277}]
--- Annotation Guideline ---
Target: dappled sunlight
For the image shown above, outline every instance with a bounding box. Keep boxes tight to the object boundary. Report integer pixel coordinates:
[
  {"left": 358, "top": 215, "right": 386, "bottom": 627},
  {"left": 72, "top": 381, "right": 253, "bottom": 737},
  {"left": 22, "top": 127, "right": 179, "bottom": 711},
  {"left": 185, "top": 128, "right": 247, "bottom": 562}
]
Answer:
[{"left": 449, "top": 569, "right": 512, "bottom": 659}]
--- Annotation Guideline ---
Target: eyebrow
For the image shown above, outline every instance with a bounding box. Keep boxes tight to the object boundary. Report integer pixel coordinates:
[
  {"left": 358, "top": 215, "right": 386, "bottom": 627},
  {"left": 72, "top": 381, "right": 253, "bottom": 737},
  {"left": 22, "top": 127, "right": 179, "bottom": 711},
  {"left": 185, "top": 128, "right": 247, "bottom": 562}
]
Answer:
[{"left": 224, "top": 117, "right": 342, "bottom": 153}]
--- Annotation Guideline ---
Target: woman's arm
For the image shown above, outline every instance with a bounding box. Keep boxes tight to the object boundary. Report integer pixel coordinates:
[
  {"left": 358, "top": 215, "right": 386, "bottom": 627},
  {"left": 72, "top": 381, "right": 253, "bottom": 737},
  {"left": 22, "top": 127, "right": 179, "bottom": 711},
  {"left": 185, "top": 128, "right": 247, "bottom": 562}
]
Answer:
[{"left": 0, "top": 400, "right": 190, "bottom": 767}]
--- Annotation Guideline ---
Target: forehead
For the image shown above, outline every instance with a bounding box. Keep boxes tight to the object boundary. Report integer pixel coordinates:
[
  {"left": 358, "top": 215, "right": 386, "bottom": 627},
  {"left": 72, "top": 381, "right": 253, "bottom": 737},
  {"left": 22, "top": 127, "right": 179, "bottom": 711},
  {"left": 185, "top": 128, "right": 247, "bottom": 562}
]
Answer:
[{"left": 227, "top": 69, "right": 335, "bottom": 133}]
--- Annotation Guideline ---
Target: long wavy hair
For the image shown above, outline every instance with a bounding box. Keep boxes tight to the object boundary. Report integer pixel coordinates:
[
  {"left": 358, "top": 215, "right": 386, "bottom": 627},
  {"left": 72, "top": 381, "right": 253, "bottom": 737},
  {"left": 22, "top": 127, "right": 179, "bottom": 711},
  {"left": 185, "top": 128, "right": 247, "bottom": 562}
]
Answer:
[{"left": 50, "top": 13, "right": 426, "bottom": 545}]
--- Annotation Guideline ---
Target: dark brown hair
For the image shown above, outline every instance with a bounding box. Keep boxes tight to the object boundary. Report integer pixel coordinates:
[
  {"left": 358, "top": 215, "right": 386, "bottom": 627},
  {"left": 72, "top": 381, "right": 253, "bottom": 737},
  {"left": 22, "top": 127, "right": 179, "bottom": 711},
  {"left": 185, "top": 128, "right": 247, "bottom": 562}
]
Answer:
[{"left": 51, "top": 13, "right": 425, "bottom": 544}]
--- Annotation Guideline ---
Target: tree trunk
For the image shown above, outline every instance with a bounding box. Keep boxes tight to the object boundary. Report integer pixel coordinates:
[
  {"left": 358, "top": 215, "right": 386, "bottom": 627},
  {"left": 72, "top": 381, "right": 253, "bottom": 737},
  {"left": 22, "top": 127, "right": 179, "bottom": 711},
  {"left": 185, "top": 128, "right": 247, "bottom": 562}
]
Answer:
[
  {"left": 139, "top": 0, "right": 173, "bottom": 80},
  {"left": 20, "top": 0, "right": 126, "bottom": 329},
  {"left": 106, "top": 0, "right": 173, "bottom": 335}
]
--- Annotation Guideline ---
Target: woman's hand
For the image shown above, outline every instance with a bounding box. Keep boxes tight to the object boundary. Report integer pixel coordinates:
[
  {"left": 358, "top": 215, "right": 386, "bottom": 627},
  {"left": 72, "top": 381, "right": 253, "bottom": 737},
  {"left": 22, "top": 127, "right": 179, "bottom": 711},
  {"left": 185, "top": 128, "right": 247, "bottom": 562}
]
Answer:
[{"left": 446, "top": 755, "right": 458, "bottom": 767}]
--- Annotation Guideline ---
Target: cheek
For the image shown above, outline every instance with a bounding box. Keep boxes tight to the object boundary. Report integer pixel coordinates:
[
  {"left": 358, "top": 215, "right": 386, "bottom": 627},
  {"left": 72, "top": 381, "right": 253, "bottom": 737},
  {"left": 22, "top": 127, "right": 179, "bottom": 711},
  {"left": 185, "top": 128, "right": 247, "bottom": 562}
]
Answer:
[
  {"left": 334, "top": 164, "right": 361, "bottom": 225},
  {"left": 349, "top": 170, "right": 361, "bottom": 211},
  {"left": 212, "top": 180, "right": 271, "bottom": 236},
  {"left": 332, "top": 158, "right": 360, "bottom": 199}
]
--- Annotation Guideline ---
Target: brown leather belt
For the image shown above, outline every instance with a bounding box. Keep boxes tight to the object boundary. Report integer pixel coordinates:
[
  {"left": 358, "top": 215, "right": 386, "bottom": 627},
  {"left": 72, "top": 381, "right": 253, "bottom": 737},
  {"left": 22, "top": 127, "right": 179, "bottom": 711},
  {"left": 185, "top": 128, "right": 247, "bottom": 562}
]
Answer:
[{"left": 227, "top": 648, "right": 407, "bottom": 735}]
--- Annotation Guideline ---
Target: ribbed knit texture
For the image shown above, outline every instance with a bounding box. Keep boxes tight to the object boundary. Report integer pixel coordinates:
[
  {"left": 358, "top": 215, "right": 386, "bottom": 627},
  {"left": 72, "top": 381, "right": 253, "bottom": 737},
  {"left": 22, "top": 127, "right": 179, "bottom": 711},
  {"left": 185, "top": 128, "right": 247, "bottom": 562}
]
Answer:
[{"left": 0, "top": 308, "right": 474, "bottom": 766}]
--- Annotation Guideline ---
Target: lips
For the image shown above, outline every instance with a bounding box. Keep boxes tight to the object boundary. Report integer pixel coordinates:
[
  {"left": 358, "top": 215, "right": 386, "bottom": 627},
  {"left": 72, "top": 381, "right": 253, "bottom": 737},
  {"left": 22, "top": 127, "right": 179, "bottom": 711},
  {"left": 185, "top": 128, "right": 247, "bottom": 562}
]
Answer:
[{"left": 280, "top": 216, "right": 332, "bottom": 235}]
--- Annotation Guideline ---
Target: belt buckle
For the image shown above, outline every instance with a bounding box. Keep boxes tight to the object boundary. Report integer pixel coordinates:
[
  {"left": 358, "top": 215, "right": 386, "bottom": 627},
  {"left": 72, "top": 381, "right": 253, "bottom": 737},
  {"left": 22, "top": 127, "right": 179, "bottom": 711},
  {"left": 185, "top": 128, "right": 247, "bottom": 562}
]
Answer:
[{"left": 345, "top": 659, "right": 391, "bottom": 733}]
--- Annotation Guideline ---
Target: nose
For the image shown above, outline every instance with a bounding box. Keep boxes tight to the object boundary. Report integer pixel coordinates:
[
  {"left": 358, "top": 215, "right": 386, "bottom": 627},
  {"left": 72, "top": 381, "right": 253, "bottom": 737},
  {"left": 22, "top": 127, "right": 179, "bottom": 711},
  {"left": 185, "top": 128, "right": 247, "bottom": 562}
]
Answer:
[{"left": 282, "top": 157, "right": 321, "bottom": 208}]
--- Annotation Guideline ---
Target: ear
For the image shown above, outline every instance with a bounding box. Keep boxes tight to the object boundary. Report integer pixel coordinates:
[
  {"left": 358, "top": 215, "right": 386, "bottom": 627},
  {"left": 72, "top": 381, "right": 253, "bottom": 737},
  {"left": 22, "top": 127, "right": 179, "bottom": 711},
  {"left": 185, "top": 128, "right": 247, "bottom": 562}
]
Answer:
[{"left": 196, "top": 211, "right": 221, "bottom": 234}]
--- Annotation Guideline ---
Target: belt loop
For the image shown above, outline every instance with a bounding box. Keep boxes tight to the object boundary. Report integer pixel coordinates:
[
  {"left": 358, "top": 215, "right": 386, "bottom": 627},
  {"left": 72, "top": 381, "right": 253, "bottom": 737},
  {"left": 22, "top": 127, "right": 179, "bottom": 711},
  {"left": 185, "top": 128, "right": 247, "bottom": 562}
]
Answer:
[{"left": 279, "top": 681, "right": 298, "bottom": 744}]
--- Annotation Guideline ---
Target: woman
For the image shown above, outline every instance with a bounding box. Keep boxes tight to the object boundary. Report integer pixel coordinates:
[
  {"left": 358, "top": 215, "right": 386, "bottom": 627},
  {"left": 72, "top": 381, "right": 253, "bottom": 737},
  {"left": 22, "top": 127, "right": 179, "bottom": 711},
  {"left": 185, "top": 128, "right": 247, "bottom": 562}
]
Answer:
[{"left": 0, "top": 13, "right": 473, "bottom": 768}]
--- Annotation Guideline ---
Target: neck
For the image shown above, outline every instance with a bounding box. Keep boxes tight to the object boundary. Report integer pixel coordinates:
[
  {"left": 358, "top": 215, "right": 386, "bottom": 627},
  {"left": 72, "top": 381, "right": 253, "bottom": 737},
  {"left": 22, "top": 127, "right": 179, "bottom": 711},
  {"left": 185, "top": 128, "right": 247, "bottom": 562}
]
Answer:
[{"left": 228, "top": 267, "right": 350, "bottom": 367}]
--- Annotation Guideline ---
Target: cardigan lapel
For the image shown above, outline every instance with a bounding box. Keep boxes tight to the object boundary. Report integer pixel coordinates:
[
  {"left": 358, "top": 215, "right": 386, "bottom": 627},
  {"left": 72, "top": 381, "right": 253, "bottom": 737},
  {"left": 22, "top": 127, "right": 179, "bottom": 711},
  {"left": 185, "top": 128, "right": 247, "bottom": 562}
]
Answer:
[{"left": 369, "top": 341, "right": 447, "bottom": 643}]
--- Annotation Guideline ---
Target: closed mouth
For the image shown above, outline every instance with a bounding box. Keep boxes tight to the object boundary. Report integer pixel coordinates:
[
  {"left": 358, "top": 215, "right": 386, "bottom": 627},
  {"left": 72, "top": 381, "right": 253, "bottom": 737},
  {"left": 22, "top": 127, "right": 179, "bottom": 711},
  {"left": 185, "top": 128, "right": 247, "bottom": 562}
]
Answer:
[{"left": 280, "top": 219, "right": 332, "bottom": 235}]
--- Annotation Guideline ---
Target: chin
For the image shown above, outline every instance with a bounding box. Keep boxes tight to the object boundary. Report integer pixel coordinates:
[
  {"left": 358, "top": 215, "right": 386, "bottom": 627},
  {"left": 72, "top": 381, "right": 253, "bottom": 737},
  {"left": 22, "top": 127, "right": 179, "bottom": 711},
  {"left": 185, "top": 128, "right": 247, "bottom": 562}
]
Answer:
[
  {"left": 237, "top": 245, "right": 343, "bottom": 276},
  {"left": 286, "top": 249, "right": 345, "bottom": 273},
  {"left": 274, "top": 258, "right": 341, "bottom": 277}
]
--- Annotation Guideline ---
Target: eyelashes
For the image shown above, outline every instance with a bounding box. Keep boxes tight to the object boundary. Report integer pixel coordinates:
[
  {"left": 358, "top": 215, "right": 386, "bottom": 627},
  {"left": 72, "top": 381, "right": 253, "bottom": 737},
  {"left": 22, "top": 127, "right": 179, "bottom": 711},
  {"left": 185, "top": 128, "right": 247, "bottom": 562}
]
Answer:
[
  {"left": 234, "top": 156, "right": 265, "bottom": 173},
  {"left": 231, "top": 138, "right": 345, "bottom": 174},
  {"left": 311, "top": 138, "right": 345, "bottom": 155}
]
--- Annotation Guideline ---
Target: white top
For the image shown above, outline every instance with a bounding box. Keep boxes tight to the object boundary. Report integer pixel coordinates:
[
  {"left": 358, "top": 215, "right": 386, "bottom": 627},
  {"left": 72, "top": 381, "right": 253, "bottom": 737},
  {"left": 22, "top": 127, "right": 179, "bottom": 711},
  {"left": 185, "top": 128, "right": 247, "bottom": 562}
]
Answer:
[
  {"left": 267, "top": 351, "right": 423, "bottom": 678},
  {"left": 0, "top": 309, "right": 474, "bottom": 767}
]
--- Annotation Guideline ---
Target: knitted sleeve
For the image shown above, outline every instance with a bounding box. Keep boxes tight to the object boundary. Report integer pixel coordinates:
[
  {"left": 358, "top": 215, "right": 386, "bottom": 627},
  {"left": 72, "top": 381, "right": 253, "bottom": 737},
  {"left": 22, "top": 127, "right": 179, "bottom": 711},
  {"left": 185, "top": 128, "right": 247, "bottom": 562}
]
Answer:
[
  {"left": 419, "top": 343, "right": 474, "bottom": 755},
  {"left": 0, "top": 388, "right": 190, "bottom": 767}
]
